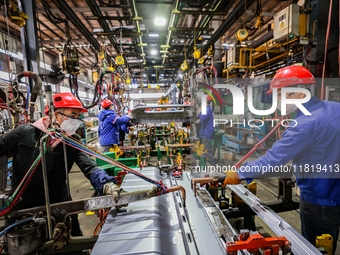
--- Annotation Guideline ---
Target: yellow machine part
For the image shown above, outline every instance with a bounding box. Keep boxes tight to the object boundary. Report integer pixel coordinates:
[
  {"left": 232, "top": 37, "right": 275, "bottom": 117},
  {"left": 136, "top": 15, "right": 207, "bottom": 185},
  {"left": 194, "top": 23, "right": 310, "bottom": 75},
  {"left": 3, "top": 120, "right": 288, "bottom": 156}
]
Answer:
[
  {"left": 236, "top": 28, "right": 249, "bottom": 42},
  {"left": 109, "top": 144, "right": 123, "bottom": 158},
  {"left": 7, "top": 1, "right": 28, "bottom": 27},
  {"left": 299, "top": 13, "right": 307, "bottom": 37},
  {"left": 116, "top": 55, "right": 125, "bottom": 65},
  {"left": 194, "top": 140, "right": 205, "bottom": 157},
  {"left": 180, "top": 61, "right": 188, "bottom": 71},
  {"left": 193, "top": 47, "right": 201, "bottom": 59},
  {"left": 198, "top": 57, "right": 204, "bottom": 65},
  {"left": 316, "top": 234, "right": 333, "bottom": 255},
  {"left": 157, "top": 96, "right": 169, "bottom": 110},
  {"left": 207, "top": 45, "right": 214, "bottom": 56}
]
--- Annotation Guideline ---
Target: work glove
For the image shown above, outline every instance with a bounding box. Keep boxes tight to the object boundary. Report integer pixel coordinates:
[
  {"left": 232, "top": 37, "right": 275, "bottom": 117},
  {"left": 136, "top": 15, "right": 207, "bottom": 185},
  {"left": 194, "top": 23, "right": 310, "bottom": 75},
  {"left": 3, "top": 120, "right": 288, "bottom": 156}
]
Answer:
[
  {"left": 103, "top": 182, "right": 122, "bottom": 202},
  {"left": 213, "top": 170, "right": 241, "bottom": 186},
  {"left": 127, "top": 111, "right": 134, "bottom": 120}
]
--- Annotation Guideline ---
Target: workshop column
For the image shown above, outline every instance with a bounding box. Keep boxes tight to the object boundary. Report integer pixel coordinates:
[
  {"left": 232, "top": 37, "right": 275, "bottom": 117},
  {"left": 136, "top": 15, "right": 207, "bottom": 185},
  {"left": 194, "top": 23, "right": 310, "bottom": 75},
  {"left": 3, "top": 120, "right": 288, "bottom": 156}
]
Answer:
[{"left": 20, "top": 0, "right": 43, "bottom": 118}]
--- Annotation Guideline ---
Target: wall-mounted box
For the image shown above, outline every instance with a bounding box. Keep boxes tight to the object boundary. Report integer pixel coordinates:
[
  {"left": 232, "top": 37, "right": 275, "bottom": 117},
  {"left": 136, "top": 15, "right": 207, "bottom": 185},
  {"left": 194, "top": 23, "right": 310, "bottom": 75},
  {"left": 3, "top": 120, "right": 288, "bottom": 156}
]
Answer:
[{"left": 273, "top": 4, "right": 300, "bottom": 42}]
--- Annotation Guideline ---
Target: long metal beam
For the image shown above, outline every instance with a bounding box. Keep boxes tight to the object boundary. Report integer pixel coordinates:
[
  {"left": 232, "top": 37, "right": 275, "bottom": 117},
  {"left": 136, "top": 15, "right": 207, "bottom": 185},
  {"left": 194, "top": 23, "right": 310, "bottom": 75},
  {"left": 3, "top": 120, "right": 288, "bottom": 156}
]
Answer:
[
  {"left": 96, "top": 31, "right": 143, "bottom": 36},
  {"left": 173, "top": 10, "right": 227, "bottom": 15},
  {"left": 228, "top": 184, "right": 323, "bottom": 255},
  {"left": 169, "top": 27, "right": 214, "bottom": 31},
  {"left": 86, "top": 16, "right": 143, "bottom": 21},
  {"left": 50, "top": 0, "right": 100, "bottom": 51},
  {"left": 37, "top": 7, "right": 129, "bottom": 13}
]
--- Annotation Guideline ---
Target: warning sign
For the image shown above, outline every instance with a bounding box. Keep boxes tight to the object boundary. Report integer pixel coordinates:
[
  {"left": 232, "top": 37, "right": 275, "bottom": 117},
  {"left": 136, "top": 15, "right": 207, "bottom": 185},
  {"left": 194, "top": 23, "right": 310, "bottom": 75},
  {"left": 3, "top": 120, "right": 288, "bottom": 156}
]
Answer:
[
  {"left": 279, "top": 13, "right": 286, "bottom": 30},
  {"left": 280, "top": 21, "right": 285, "bottom": 30}
]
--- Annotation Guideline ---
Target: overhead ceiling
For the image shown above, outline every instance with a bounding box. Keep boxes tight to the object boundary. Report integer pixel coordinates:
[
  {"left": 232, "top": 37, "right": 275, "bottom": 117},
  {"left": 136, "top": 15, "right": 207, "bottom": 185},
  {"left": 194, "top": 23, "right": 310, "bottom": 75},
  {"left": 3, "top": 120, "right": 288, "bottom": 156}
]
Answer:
[{"left": 1, "top": 0, "right": 294, "bottom": 85}]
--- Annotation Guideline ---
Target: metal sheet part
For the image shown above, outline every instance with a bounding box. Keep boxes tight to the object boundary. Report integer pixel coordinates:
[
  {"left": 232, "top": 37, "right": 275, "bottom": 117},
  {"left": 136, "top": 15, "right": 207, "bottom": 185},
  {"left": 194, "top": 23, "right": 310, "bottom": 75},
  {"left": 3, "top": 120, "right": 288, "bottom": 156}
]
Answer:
[
  {"left": 228, "top": 184, "right": 323, "bottom": 255},
  {"left": 91, "top": 167, "right": 230, "bottom": 255},
  {"left": 131, "top": 105, "right": 194, "bottom": 123},
  {"left": 84, "top": 190, "right": 156, "bottom": 211}
]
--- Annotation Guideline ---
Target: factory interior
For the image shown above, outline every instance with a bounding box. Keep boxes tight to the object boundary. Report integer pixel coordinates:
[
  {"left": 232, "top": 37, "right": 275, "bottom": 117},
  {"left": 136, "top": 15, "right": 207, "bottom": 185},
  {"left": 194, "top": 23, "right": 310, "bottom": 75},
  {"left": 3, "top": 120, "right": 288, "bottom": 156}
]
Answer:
[{"left": 0, "top": 0, "right": 339, "bottom": 254}]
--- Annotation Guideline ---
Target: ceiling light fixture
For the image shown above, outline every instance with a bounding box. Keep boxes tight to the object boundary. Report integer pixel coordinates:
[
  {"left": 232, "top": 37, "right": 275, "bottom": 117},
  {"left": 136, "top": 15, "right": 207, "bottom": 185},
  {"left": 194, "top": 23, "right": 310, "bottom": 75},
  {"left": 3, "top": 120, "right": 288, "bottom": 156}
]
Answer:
[
  {"left": 155, "top": 18, "right": 166, "bottom": 26},
  {"left": 151, "top": 49, "right": 157, "bottom": 55},
  {"left": 149, "top": 33, "right": 159, "bottom": 37}
]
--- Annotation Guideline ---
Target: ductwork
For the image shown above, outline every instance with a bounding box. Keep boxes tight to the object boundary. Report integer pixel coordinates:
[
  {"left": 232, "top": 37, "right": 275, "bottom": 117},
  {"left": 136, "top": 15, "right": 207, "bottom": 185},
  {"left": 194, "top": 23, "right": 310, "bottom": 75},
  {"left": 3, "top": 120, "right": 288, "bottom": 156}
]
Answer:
[
  {"left": 202, "top": 0, "right": 257, "bottom": 55},
  {"left": 248, "top": 30, "right": 274, "bottom": 49}
]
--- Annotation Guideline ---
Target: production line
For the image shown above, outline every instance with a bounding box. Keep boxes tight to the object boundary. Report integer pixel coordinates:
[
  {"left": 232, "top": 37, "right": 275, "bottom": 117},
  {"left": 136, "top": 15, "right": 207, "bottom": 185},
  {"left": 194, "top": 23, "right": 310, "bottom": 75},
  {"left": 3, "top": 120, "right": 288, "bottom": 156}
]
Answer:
[{"left": 0, "top": 0, "right": 339, "bottom": 254}]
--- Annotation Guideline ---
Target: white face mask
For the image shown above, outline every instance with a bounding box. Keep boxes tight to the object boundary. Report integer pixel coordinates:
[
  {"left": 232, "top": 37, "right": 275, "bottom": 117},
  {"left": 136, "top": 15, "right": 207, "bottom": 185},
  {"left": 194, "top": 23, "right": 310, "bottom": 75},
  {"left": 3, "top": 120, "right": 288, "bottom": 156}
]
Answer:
[
  {"left": 60, "top": 118, "right": 82, "bottom": 135},
  {"left": 277, "top": 93, "right": 298, "bottom": 115}
]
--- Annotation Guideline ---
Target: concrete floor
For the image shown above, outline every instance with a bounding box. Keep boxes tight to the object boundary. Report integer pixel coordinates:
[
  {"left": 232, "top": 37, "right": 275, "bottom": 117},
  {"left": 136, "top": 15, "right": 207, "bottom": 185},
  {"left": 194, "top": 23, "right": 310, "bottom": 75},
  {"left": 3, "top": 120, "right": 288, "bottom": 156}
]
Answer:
[{"left": 68, "top": 146, "right": 340, "bottom": 255}]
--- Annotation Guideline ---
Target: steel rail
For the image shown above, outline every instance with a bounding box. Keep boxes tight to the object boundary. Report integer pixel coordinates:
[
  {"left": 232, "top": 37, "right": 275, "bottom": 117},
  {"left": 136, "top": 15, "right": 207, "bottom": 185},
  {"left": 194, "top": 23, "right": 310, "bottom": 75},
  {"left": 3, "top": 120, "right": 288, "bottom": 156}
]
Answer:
[{"left": 228, "top": 184, "right": 322, "bottom": 255}]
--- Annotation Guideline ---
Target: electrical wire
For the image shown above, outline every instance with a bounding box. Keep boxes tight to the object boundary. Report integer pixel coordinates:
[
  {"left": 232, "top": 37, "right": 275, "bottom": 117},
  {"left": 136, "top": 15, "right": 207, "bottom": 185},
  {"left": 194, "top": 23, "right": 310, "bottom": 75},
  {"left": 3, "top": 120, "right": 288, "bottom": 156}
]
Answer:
[
  {"left": 52, "top": 131, "right": 168, "bottom": 192},
  {"left": 0, "top": 216, "right": 34, "bottom": 237},
  {"left": 41, "top": 0, "right": 66, "bottom": 24}
]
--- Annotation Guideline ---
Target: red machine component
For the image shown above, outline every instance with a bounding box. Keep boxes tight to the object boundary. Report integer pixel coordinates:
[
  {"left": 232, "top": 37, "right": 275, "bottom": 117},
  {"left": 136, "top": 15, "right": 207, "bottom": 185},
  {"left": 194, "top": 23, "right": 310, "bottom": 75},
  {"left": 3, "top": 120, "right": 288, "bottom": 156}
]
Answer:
[
  {"left": 172, "top": 170, "right": 182, "bottom": 178},
  {"left": 226, "top": 231, "right": 291, "bottom": 255},
  {"left": 116, "top": 171, "right": 128, "bottom": 186}
]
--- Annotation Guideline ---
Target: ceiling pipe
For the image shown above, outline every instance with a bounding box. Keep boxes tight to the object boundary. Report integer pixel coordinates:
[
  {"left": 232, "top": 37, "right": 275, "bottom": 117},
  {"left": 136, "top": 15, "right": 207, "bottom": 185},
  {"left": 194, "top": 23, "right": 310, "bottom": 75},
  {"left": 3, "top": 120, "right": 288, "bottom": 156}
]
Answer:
[
  {"left": 50, "top": 0, "right": 100, "bottom": 51},
  {"left": 85, "top": 0, "right": 133, "bottom": 75},
  {"left": 162, "top": 0, "right": 181, "bottom": 66},
  {"left": 202, "top": 0, "right": 256, "bottom": 55},
  {"left": 129, "top": 0, "right": 146, "bottom": 68},
  {"left": 248, "top": 30, "right": 274, "bottom": 48}
]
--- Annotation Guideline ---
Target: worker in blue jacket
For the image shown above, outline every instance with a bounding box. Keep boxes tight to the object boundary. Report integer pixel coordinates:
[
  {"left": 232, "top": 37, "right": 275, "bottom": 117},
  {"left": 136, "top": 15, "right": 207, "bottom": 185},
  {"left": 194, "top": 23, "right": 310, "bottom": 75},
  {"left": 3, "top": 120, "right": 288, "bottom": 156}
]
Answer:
[
  {"left": 98, "top": 99, "right": 132, "bottom": 152},
  {"left": 221, "top": 66, "right": 340, "bottom": 254},
  {"left": 197, "top": 95, "right": 215, "bottom": 166}
]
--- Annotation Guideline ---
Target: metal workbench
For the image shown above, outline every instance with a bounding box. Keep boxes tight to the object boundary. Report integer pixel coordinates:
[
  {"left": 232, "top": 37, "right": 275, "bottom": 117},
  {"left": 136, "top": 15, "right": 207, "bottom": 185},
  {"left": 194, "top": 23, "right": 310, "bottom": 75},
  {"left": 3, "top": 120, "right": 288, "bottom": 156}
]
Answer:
[
  {"left": 91, "top": 167, "right": 238, "bottom": 255},
  {"left": 91, "top": 167, "right": 322, "bottom": 255}
]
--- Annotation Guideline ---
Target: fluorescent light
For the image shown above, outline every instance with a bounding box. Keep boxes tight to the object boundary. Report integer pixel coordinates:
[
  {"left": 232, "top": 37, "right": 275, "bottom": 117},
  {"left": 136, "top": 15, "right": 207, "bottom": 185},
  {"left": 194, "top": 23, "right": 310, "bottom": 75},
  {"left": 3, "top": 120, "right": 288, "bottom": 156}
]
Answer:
[
  {"left": 155, "top": 18, "right": 166, "bottom": 26},
  {"left": 151, "top": 49, "right": 157, "bottom": 55},
  {"left": 149, "top": 33, "right": 159, "bottom": 37}
]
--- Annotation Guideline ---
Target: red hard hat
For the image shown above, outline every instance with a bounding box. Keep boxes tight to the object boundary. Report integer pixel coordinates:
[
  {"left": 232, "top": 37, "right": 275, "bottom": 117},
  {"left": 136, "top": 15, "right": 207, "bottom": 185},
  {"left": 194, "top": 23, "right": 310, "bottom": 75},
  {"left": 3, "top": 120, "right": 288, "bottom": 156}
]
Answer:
[
  {"left": 53, "top": 92, "right": 88, "bottom": 112},
  {"left": 206, "top": 95, "right": 213, "bottom": 101},
  {"left": 267, "top": 66, "right": 316, "bottom": 94},
  {"left": 101, "top": 99, "right": 113, "bottom": 109}
]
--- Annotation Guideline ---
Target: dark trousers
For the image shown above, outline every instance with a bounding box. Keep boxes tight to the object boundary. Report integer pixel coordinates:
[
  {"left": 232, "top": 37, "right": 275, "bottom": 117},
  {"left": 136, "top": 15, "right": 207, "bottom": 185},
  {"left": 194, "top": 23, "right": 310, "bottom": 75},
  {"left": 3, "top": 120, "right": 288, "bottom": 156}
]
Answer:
[
  {"left": 201, "top": 138, "right": 215, "bottom": 166},
  {"left": 300, "top": 199, "right": 340, "bottom": 254}
]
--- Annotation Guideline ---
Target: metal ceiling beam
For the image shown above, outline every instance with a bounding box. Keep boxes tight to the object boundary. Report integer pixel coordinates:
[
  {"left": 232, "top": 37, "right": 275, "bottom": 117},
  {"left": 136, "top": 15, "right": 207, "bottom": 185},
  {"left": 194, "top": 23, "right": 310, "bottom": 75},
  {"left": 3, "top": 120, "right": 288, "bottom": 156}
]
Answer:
[
  {"left": 96, "top": 31, "right": 143, "bottom": 36},
  {"left": 85, "top": 0, "right": 133, "bottom": 75},
  {"left": 162, "top": 0, "right": 180, "bottom": 66},
  {"left": 86, "top": 16, "right": 143, "bottom": 21},
  {"left": 129, "top": 0, "right": 147, "bottom": 68},
  {"left": 37, "top": 7, "right": 129, "bottom": 13},
  {"left": 202, "top": 0, "right": 256, "bottom": 54},
  {"left": 50, "top": 0, "right": 100, "bottom": 51},
  {"left": 173, "top": 10, "right": 227, "bottom": 15},
  {"left": 42, "top": 39, "right": 90, "bottom": 44},
  {"left": 169, "top": 27, "right": 214, "bottom": 31}
]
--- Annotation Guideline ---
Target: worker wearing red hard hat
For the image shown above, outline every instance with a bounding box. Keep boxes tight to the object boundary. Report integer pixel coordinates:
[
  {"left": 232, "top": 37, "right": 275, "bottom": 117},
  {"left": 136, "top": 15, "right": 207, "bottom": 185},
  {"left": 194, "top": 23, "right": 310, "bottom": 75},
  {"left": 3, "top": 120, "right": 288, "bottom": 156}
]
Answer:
[
  {"left": 98, "top": 98, "right": 132, "bottom": 152},
  {"left": 0, "top": 92, "right": 123, "bottom": 240},
  {"left": 220, "top": 66, "right": 340, "bottom": 253}
]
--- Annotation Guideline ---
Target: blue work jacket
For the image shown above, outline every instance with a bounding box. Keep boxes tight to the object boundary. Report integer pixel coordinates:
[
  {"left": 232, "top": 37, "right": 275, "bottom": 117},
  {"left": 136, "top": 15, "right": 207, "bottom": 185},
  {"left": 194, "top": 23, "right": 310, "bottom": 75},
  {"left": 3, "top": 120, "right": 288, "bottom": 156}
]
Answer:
[
  {"left": 239, "top": 97, "right": 340, "bottom": 206},
  {"left": 198, "top": 105, "right": 214, "bottom": 139},
  {"left": 98, "top": 110, "right": 130, "bottom": 146}
]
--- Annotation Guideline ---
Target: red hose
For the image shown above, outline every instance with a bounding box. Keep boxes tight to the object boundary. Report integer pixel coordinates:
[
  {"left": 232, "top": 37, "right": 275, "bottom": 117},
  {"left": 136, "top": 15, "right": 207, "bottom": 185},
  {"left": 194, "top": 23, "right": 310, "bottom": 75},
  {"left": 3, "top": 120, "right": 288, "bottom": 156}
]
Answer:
[
  {"left": 321, "top": 0, "right": 333, "bottom": 100},
  {"left": 234, "top": 118, "right": 283, "bottom": 169}
]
